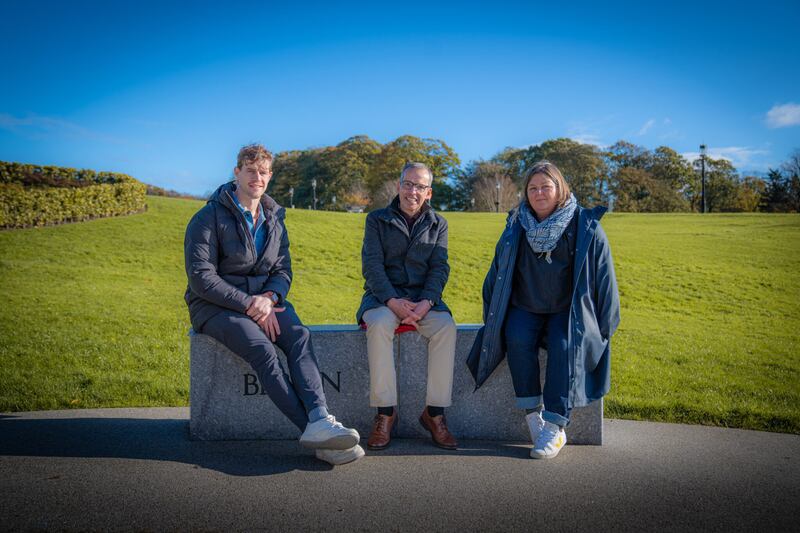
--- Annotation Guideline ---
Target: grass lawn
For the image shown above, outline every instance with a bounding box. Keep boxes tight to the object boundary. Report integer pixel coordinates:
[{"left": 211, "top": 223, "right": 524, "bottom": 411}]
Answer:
[{"left": 1, "top": 196, "right": 798, "bottom": 433}]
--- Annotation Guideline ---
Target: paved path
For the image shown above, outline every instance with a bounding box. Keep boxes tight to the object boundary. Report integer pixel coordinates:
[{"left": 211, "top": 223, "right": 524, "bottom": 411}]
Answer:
[{"left": 1, "top": 408, "right": 798, "bottom": 531}]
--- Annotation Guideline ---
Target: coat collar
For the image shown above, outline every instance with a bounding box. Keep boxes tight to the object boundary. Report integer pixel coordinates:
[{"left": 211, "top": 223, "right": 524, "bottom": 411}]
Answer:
[
  {"left": 377, "top": 195, "right": 436, "bottom": 236},
  {"left": 572, "top": 205, "right": 607, "bottom": 287},
  {"left": 210, "top": 181, "right": 286, "bottom": 221},
  {"left": 506, "top": 202, "right": 607, "bottom": 286}
]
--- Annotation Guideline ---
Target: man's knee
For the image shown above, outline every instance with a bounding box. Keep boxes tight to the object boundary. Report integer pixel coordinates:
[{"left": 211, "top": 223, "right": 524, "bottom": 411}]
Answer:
[
  {"left": 285, "top": 323, "right": 310, "bottom": 345},
  {"left": 364, "top": 306, "right": 399, "bottom": 334},
  {"left": 421, "top": 311, "right": 456, "bottom": 337}
]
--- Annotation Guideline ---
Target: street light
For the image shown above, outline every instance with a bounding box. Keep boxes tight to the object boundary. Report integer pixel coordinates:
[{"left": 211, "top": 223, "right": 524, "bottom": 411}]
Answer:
[
  {"left": 311, "top": 179, "right": 317, "bottom": 210},
  {"left": 700, "top": 144, "right": 707, "bottom": 214},
  {"left": 470, "top": 197, "right": 475, "bottom": 211},
  {"left": 288, "top": 187, "right": 294, "bottom": 209},
  {"left": 495, "top": 180, "right": 501, "bottom": 213}
]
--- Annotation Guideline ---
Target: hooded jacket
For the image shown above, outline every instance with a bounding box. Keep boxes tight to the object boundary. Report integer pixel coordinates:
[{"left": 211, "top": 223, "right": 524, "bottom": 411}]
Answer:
[
  {"left": 466, "top": 204, "right": 620, "bottom": 408},
  {"left": 184, "top": 182, "right": 291, "bottom": 331},
  {"left": 356, "top": 196, "right": 451, "bottom": 324}
]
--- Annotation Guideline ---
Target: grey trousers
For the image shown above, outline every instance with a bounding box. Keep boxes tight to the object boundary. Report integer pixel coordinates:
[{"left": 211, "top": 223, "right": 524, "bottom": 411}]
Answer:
[{"left": 199, "top": 303, "right": 327, "bottom": 431}]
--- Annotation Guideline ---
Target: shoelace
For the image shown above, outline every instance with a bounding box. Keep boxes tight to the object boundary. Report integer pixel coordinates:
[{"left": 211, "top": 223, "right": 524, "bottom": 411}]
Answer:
[
  {"left": 326, "top": 415, "right": 344, "bottom": 429},
  {"left": 374, "top": 414, "right": 391, "bottom": 432},
  {"left": 538, "top": 425, "right": 558, "bottom": 445}
]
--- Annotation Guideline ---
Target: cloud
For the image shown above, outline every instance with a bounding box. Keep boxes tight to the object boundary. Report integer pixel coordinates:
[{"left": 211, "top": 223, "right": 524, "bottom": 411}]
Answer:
[
  {"left": 0, "top": 113, "right": 90, "bottom": 135},
  {"left": 565, "top": 116, "right": 618, "bottom": 148},
  {"left": 765, "top": 103, "right": 800, "bottom": 128},
  {"left": 682, "top": 146, "right": 770, "bottom": 169},
  {"left": 637, "top": 119, "right": 655, "bottom": 136},
  {"left": 568, "top": 133, "right": 605, "bottom": 147},
  {"left": 0, "top": 112, "right": 127, "bottom": 144}
]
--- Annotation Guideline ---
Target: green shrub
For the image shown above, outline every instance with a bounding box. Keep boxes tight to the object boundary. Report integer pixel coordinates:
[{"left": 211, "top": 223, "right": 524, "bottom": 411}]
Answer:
[{"left": 0, "top": 161, "right": 147, "bottom": 228}]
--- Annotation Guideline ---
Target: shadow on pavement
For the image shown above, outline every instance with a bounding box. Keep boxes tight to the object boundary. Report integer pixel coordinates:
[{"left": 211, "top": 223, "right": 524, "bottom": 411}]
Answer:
[
  {"left": 0, "top": 416, "right": 532, "bottom": 476},
  {"left": 0, "top": 416, "right": 321, "bottom": 476}
]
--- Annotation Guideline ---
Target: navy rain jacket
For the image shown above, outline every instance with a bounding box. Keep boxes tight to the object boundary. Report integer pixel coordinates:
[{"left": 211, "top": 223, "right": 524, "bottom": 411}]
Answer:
[{"left": 467, "top": 204, "right": 621, "bottom": 408}]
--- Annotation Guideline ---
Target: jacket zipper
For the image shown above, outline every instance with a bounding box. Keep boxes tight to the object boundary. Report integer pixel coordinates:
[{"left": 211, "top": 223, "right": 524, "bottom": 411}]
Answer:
[{"left": 225, "top": 191, "right": 258, "bottom": 262}]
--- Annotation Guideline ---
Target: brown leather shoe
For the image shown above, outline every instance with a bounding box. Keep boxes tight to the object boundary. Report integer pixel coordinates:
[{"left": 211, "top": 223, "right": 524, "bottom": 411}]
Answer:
[
  {"left": 419, "top": 409, "right": 458, "bottom": 450},
  {"left": 367, "top": 410, "right": 397, "bottom": 450}
]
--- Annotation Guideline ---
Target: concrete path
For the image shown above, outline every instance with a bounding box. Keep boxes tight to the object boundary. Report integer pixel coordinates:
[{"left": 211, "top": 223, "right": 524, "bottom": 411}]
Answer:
[{"left": 1, "top": 408, "right": 798, "bottom": 531}]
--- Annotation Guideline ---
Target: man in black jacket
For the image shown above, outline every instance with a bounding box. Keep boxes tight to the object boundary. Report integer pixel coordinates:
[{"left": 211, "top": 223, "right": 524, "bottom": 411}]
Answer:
[
  {"left": 357, "top": 162, "right": 458, "bottom": 451},
  {"left": 185, "top": 143, "right": 362, "bottom": 465}
]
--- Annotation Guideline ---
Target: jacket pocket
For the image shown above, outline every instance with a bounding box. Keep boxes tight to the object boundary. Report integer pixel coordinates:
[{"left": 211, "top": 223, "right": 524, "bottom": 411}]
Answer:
[{"left": 582, "top": 312, "right": 608, "bottom": 373}]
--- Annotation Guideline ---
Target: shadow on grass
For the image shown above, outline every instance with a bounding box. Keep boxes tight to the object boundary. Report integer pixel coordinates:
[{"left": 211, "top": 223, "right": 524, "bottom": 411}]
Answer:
[{"left": 0, "top": 415, "right": 531, "bottom": 476}]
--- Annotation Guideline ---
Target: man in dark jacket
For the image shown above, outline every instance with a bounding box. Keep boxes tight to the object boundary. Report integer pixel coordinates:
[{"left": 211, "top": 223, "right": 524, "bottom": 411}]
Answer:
[
  {"left": 358, "top": 162, "right": 458, "bottom": 451},
  {"left": 185, "top": 143, "right": 363, "bottom": 466}
]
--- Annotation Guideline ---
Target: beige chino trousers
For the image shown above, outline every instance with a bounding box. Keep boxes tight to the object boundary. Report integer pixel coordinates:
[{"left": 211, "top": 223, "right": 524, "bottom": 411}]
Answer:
[{"left": 362, "top": 306, "right": 457, "bottom": 408}]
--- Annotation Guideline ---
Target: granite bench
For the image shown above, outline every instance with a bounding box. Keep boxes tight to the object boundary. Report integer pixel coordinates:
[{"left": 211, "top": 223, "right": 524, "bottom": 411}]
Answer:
[{"left": 189, "top": 325, "right": 603, "bottom": 444}]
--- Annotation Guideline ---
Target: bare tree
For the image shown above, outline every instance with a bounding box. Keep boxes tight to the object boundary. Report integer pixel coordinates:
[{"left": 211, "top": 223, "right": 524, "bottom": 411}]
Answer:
[
  {"left": 368, "top": 181, "right": 398, "bottom": 211},
  {"left": 782, "top": 148, "right": 800, "bottom": 178},
  {"left": 472, "top": 174, "right": 519, "bottom": 212}
]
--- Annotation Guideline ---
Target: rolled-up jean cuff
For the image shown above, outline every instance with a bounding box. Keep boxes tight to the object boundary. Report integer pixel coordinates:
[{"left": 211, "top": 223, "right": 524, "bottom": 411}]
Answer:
[
  {"left": 515, "top": 395, "right": 544, "bottom": 409},
  {"left": 543, "top": 410, "right": 570, "bottom": 427}
]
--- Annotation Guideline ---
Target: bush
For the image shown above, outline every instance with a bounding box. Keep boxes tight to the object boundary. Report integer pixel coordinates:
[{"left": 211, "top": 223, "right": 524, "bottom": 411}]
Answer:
[{"left": 0, "top": 161, "right": 147, "bottom": 228}]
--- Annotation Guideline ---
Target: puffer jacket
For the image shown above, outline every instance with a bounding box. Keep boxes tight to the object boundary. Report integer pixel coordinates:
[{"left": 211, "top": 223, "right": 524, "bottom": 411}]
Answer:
[{"left": 184, "top": 182, "right": 291, "bottom": 331}]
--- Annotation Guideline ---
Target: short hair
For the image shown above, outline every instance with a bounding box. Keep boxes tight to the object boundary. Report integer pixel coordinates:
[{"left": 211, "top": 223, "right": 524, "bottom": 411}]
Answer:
[
  {"left": 400, "top": 161, "right": 433, "bottom": 185},
  {"left": 523, "top": 161, "right": 571, "bottom": 208},
  {"left": 236, "top": 143, "right": 274, "bottom": 170}
]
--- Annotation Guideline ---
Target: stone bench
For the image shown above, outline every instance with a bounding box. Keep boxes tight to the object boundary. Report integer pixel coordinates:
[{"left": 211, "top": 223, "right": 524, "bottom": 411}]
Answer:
[{"left": 189, "top": 325, "right": 603, "bottom": 444}]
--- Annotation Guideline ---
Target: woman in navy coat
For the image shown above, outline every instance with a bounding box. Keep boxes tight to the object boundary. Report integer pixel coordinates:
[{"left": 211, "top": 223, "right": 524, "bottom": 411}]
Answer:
[{"left": 467, "top": 161, "right": 620, "bottom": 459}]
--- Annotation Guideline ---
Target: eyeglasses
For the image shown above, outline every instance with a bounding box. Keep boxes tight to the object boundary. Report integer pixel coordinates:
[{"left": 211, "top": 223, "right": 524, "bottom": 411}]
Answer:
[
  {"left": 400, "top": 181, "right": 431, "bottom": 192},
  {"left": 528, "top": 185, "right": 556, "bottom": 195}
]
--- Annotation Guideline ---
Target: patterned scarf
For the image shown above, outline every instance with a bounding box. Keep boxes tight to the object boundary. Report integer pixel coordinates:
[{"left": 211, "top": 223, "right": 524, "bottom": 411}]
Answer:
[{"left": 517, "top": 193, "right": 577, "bottom": 264}]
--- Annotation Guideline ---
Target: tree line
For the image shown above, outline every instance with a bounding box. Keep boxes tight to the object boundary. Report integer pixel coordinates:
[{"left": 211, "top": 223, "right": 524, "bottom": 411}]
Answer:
[{"left": 267, "top": 135, "right": 800, "bottom": 213}]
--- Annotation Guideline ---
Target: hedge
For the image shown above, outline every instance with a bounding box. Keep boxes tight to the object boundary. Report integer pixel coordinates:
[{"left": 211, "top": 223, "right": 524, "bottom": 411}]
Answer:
[{"left": 0, "top": 161, "right": 147, "bottom": 228}]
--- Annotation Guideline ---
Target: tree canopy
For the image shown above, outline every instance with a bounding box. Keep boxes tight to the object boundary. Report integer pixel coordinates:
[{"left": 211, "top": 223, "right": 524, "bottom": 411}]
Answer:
[{"left": 267, "top": 134, "right": 797, "bottom": 213}]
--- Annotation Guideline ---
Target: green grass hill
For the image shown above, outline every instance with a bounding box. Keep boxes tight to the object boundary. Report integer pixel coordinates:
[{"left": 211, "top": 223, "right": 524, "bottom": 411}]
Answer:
[{"left": 1, "top": 196, "right": 798, "bottom": 433}]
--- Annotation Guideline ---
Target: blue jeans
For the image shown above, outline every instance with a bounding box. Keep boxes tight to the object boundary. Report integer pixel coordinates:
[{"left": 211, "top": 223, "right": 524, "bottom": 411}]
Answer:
[{"left": 504, "top": 305, "right": 571, "bottom": 427}]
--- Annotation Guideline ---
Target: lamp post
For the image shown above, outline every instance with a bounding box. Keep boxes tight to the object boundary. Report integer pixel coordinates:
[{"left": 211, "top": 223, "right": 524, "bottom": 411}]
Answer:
[
  {"left": 470, "top": 197, "right": 475, "bottom": 211},
  {"left": 495, "top": 180, "right": 501, "bottom": 213},
  {"left": 700, "top": 144, "right": 707, "bottom": 214},
  {"left": 332, "top": 194, "right": 337, "bottom": 210},
  {"left": 288, "top": 187, "right": 294, "bottom": 209},
  {"left": 311, "top": 179, "right": 317, "bottom": 210}
]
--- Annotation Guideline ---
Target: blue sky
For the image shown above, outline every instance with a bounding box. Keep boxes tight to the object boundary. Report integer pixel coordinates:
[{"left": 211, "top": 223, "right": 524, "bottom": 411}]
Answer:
[{"left": 1, "top": 0, "right": 798, "bottom": 195}]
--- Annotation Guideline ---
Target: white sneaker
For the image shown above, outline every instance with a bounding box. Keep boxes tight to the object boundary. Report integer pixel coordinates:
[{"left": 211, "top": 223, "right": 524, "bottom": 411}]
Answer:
[
  {"left": 300, "top": 415, "right": 360, "bottom": 450},
  {"left": 531, "top": 421, "right": 567, "bottom": 459},
  {"left": 525, "top": 411, "right": 545, "bottom": 443},
  {"left": 316, "top": 444, "right": 365, "bottom": 466}
]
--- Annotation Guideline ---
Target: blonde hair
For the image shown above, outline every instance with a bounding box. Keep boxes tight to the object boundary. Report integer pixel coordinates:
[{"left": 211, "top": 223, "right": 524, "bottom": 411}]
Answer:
[{"left": 523, "top": 161, "right": 571, "bottom": 208}]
